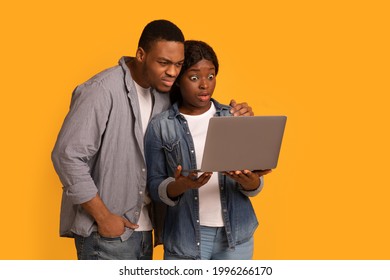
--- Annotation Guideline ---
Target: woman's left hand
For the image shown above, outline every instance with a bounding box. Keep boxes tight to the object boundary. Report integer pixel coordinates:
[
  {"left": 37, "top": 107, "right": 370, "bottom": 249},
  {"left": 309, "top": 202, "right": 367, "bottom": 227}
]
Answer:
[{"left": 224, "top": 169, "right": 271, "bottom": 190}]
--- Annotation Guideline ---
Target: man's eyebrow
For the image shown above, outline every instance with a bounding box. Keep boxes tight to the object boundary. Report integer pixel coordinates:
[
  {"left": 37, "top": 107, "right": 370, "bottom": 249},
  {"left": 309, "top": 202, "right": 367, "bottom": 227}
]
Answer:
[{"left": 157, "top": 57, "right": 184, "bottom": 63}]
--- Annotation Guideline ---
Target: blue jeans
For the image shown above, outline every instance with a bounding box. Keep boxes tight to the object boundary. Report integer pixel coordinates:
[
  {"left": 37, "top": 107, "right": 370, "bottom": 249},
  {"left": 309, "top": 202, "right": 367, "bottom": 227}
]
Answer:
[
  {"left": 164, "top": 226, "right": 254, "bottom": 260},
  {"left": 74, "top": 231, "right": 153, "bottom": 260},
  {"left": 200, "top": 226, "right": 254, "bottom": 260}
]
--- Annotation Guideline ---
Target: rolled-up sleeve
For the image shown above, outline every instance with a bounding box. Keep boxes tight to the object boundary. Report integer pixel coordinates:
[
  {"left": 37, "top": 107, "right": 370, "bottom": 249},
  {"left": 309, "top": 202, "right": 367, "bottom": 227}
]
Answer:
[
  {"left": 239, "top": 176, "right": 264, "bottom": 197},
  {"left": 157, "top": 177, "right": 178, "bottom": 206},
  {"left": 51, "top": 82, "right": 111, "bottom": 205}
]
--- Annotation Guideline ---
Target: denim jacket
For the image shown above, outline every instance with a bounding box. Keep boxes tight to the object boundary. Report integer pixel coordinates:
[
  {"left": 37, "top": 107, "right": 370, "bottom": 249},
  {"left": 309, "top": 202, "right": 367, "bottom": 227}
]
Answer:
[{"left": 145, "top": 99, "right": 263, "bottom": 259}]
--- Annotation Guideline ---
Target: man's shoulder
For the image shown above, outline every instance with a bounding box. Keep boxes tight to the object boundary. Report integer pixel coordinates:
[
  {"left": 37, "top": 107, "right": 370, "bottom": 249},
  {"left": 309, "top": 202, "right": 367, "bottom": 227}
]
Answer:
[
  {"left": 81, "top": 65, "right": 124, "bottom": 88},
  {"left": 73, "top": 64, "right": 129, "bottom": 102}
]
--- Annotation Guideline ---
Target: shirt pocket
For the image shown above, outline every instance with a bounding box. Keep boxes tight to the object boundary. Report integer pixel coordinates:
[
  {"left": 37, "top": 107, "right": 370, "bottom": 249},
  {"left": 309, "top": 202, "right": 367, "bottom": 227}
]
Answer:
[{"left": 162, "top": 139, "right": 183, "bottom": 175}]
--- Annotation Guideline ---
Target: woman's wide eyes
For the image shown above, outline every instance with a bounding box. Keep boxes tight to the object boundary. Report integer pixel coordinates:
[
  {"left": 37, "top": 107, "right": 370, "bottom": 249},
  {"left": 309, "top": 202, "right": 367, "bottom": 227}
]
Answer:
[{"left": 190, "top": 75, "right": 199, "bottom": 81}]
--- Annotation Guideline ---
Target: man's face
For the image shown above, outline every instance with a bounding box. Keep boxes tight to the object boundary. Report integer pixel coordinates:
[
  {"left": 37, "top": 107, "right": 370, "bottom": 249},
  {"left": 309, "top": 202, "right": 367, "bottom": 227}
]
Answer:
[{"left": 141, "top": 40, "right": 184, "bottom": 93}]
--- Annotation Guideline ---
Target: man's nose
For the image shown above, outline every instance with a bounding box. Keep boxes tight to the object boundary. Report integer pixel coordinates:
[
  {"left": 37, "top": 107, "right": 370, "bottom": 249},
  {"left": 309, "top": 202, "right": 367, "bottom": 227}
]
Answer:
[{"left": 166, "top": 64, "right": 179, "bottom": 77}]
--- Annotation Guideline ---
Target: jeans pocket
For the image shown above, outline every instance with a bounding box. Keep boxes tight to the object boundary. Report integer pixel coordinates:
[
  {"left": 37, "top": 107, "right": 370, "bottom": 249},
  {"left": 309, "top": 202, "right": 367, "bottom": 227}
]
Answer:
[{"left": 98, "top": 234, "right": 122, "bottom": 243}]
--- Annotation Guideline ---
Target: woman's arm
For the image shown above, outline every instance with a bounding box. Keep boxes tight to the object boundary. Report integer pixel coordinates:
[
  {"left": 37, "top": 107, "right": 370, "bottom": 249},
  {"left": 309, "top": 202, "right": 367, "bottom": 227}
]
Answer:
[
  {"left": 167, "top": 165, "right": 212, "bottom": 198},
  {"left": 145, "top": 122, "right": 169, "bottom": 203},
  {"left": 224, "top": 169, "right": 272, "bottom": 196}
]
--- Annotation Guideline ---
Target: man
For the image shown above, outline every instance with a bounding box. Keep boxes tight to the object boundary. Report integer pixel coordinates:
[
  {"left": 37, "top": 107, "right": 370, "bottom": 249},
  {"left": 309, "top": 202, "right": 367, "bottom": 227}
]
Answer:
[{"left": 52, "top": 19, "right": 253, "bottom": 260}]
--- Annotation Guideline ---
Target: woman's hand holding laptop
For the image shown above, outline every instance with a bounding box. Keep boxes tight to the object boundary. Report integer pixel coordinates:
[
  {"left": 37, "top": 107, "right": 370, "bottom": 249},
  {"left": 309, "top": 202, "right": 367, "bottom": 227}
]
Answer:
[{"left": 223, "top": 169, "right": 272, "bottom": 191}]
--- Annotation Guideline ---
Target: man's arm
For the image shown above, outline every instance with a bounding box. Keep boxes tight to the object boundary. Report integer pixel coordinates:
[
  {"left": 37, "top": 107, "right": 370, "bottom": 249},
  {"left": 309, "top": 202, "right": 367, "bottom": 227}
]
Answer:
[
  {"left": 52, "top": 84, "right": 137, "bottom": 238},
  {"left": 82, "top": 195, "right": 138, "bottom": 237}
]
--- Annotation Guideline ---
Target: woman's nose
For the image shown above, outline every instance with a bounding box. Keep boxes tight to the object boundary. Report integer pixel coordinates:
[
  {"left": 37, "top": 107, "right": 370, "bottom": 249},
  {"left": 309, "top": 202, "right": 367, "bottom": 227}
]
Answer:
[{"left": 199, "top": 79, "right": 208, "bottom": 89}]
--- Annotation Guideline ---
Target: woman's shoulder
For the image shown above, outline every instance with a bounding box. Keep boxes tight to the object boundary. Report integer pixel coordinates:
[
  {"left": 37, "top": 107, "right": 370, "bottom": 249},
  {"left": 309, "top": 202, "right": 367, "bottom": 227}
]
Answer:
[
  {"left": 211, "top": 99, "right": 232, "bottom": 116},
  {"left": 148, "top": 108, "right": 175, "bottom": 128}
]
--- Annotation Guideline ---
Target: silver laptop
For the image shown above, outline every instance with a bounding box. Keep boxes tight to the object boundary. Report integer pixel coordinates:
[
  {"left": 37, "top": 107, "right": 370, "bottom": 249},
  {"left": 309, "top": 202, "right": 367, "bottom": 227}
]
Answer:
[{"left": 196, "top": 116, "right": 287, "bottom": 172}]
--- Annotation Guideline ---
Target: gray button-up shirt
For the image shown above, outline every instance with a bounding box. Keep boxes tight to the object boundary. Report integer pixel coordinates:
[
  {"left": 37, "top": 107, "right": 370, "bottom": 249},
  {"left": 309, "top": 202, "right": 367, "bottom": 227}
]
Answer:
[{"left": 51, "top": 57, "right": 170, "bottom": 240}]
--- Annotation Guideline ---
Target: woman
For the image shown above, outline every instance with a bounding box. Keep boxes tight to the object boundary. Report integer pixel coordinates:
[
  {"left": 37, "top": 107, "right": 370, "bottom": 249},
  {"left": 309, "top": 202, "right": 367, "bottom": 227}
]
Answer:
[{"left": 145, "top": 40, "right": 271, "bottom": 260}]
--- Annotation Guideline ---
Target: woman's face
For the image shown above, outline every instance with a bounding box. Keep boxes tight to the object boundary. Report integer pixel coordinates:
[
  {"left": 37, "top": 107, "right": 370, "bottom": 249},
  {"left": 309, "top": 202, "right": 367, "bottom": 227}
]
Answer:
[{"left": 178, "top": 59, "right": 216, "bottom": 115}]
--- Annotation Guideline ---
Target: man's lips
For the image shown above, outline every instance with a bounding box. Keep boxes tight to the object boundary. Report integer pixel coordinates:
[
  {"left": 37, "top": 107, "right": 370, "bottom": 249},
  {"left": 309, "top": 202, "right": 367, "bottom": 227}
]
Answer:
[{"left": 162, "top": 79, "right": 175, "bottom": 87}]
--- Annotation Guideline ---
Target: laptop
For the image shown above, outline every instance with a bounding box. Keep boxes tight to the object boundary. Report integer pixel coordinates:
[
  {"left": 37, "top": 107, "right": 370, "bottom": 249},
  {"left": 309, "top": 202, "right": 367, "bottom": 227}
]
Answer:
[{"left": 194, "top": 116, "right": 287, "bottom": 172}]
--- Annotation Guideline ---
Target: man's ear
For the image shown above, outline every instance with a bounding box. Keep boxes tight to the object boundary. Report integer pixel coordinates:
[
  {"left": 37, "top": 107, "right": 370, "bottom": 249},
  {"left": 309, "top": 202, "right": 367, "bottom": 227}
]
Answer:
[{"left": 136, "top": 47, "right": 146, "bottom": 62}]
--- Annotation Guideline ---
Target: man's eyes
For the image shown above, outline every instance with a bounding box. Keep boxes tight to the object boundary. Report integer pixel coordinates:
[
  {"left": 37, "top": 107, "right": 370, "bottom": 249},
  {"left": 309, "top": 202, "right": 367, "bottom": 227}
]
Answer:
[{"left": 158, "top": 61, "right": 183, "bottom": 67}]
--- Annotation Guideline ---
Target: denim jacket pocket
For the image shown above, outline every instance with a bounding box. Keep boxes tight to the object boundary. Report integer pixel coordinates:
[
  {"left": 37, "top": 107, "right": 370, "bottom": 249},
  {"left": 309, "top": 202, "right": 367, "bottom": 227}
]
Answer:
[{"left": 162, "top": 139, "right": 183, "bottom": 175}]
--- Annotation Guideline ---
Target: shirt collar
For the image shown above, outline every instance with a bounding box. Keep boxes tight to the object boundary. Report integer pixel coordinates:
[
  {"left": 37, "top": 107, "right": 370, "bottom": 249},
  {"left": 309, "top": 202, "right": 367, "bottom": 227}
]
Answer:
[{"left": 118, "top": 56, "right": 136, "bottom": 94}]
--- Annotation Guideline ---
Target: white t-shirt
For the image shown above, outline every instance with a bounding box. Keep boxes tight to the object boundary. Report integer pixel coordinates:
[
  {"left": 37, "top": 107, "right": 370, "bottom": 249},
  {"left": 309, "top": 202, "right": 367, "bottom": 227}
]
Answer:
[
  {"left": 181, "top": 103, "right": 224, "bottom": 227},
  {"left": 134, "top": 82, "right": 153, "bottom": 231},
  {"left": 134, "top": 82, "right": 153, "bottom": 135}
]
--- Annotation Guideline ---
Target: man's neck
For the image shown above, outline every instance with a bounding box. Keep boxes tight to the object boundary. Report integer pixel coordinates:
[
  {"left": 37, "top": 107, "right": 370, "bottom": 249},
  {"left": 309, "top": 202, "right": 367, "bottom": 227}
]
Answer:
[{"left": 126, "top": 59, "right": 149, "bottom": 88}]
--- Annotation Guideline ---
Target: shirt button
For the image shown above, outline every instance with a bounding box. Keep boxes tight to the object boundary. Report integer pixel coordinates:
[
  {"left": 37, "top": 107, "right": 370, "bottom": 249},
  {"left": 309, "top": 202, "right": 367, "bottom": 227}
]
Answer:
[
  {"left": 197, "top": 242, "right": 200, "bottom": 246},
  {"left": 191, "top": 150, "right": 194, "bottom": 153},
  {"left": 223, "top": 209, "right": 227, "bottom": 212},
  {"left": 221, "top": 187, "right": 224, "bottom": 190},
  {"left": 196, "top": 220, "right": 200, "bottom": 223},
  {"left": 139, "top": 191, "right": 143, "bottom": 195},
  {"left": 142, "top": 168, "right": 146, "bottom": 172},
  {"left": 194, "top": 197, "right": 198, "bottom": 200},
  {"left": 135, "top": 212, "right": 139, "bottom": 216},
  {"left": 187, "top": 132, "right": 190, "bottom": 135}
]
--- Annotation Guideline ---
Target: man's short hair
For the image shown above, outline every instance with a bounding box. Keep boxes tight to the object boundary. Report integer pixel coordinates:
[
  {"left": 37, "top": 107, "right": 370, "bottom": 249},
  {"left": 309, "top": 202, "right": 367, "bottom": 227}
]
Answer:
[{"left": 138, "top": 19, "right": 185, "bottom": 52}]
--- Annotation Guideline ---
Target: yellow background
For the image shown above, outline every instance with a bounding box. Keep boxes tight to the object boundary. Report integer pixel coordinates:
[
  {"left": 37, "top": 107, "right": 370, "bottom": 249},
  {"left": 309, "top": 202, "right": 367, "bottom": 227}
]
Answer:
[{"left": 1, "top": 0, "right": 389, "bottom": 260}]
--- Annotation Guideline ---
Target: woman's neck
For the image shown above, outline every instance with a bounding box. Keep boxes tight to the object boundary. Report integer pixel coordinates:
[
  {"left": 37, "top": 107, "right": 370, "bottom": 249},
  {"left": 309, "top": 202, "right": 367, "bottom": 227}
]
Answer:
[{"left": 179, "top": 101, "right": 212, "bottom": 116}]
